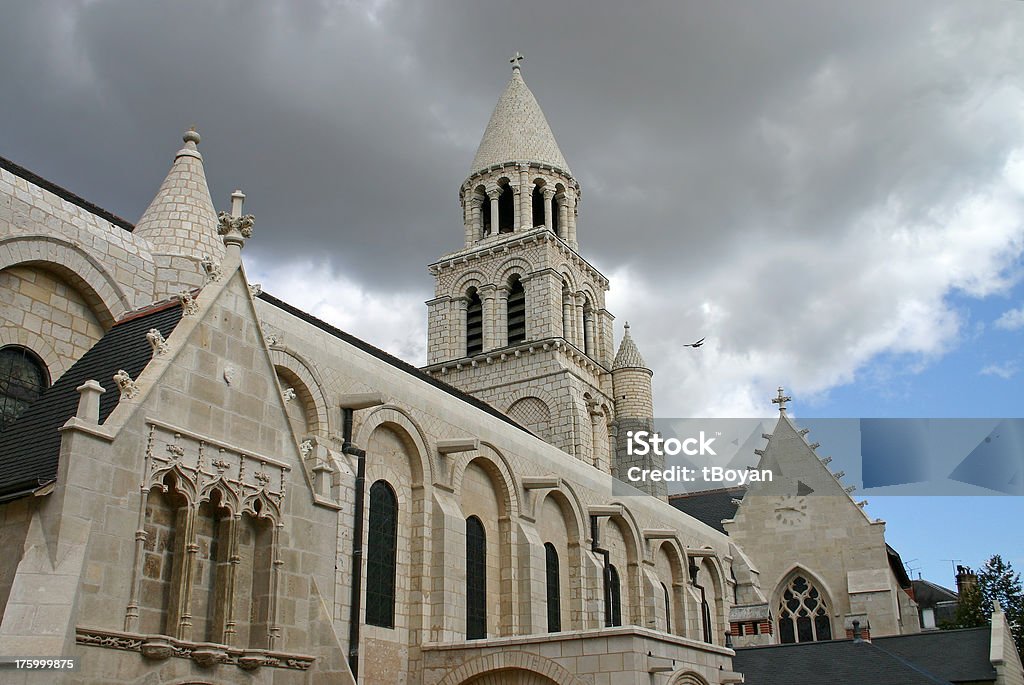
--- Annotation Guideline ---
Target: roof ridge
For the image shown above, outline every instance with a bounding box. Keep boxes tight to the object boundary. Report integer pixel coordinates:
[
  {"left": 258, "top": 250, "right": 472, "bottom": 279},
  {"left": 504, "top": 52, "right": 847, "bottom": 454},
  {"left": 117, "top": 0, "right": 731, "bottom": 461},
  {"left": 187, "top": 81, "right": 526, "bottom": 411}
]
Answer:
[{"left": 0, "top": 154, "right": 135, "bottom": 232}]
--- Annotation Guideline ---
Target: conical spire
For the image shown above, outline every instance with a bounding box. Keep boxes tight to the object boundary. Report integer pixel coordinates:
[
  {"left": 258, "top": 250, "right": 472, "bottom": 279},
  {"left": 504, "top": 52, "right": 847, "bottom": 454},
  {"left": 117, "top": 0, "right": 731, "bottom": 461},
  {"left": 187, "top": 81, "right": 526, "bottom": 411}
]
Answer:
[
  {"left": 134, "top": 128, "right": 224, "bottom": 261},
  {"left": 470, "top": 60, "right": 570, "bottom": 174},
  {"left": 613, "top": 322, "right": 648, "bottom": 370}
]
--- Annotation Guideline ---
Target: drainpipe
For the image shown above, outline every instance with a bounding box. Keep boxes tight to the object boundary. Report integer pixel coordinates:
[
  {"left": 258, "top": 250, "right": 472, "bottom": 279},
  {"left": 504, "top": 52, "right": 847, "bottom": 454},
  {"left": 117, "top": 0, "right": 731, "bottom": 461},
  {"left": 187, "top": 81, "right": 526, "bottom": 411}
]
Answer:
[{"left": 338, "top": 393, "right": 386, "bottom": 682}]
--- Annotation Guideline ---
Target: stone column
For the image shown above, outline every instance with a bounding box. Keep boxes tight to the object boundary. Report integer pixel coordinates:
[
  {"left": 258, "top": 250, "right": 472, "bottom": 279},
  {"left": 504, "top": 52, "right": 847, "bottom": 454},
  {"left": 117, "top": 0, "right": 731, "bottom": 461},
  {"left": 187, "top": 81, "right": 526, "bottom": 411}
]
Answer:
[
  {"left": 575, "top": 293, "right": 586, "bottom": 348},
  {"left": 510, "top": 185, "right": 521, "bottom": 233},
  {"left": 487, "top": 187, "right": 502, "bottom": 237},
  {"left": 463, "top": 193, "right": 474, "bottom": 246},
  {"left": 481, "top": 285, "right": 497, "bottom": 351},
  {"left": 457, "top": 296, "right": 469, "bottom": 357},
  {"left": 557, "top": 194, "right": 569, "bottom": 240},
  {"left": 584, "top": 311, "right": 596, "bottom": 356},
  {"left": 496, "top": 285, "right": 510, "bottom": 348},
  {"left": 562, "top": 294, "right": 574, "bottom": 341},
  {"left": 542, "top": 188, "right": 555, "bottom": 230},
  {"left": 566, "top": 191, "right": 578, "bottom": 248},
  {"left": 471, "top": 194, "right": 484, "bottom": 242},
  {"left": 518, "top": 164, "right": 531, "bottom": 229}
]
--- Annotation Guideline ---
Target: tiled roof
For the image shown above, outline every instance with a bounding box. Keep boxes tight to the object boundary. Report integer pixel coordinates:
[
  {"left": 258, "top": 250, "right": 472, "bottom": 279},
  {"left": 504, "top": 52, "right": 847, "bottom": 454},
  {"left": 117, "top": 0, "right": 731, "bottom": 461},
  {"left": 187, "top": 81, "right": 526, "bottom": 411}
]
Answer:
[
  {"left": 0, "top": 154, "right": 135, "bottom": 232},
  {"left": 0, "top": 301, "right": 183, "bottom": 500},
  {"left": 256, "top": 291, "right": 532, "bottom": 436},
  {"left": 668, "top": 487, "right": 744, "bottom": 533},
  {"left": 470, "top": 68, "right": 570, "bottom": 174}
]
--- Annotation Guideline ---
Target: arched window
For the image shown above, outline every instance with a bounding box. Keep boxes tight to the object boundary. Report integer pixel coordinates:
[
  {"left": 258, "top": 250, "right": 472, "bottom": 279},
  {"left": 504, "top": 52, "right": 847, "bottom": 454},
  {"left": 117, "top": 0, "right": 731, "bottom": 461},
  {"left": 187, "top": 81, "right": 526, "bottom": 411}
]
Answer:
[
  {"left": 507, "top": 276, "right": 526, "bottom": 345},
  {"left": 608, "top": 563, "right": 622, "bottom": 627},
  {"left": 480, "top": 194, "right": 491, "bottom": 237},
  {"left": 466, "top": 288, "right": 483, "bottom": 356},
  {"left": 662, "top": 582, "right": 672, "bottom": 633},
  {"left": 778, "top": 574, "right": 832, "bottom": 643},
  {"left": 532, "top": 185, "right": 545, "bottom": 227},
  {"left": 544, "top": 542, "right": 561, "bottom": 632},
  {"left": 0, "top": 346, "right": 49, "bottom": 431},
  {"left": 366, "top": 480, "right": 398, "bottom": 628},
  {"left": 498, "top": 184, "right": 514, "bottom": 233},
  {"left": 466, "top": 516, "right": 487, "bottom": 639},
  {"left": 551, "top": 194, "right": 560, "bottom": 236}
]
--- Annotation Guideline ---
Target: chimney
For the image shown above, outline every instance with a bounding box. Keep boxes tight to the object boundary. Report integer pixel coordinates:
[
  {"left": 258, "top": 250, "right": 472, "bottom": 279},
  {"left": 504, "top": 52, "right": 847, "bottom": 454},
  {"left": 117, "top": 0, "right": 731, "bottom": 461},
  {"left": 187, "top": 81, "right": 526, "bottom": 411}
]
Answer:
[
  {"left": 852, "top": 620, "right": 863, "bottom": 642},
  {"left": 956, "top": 565, "right": 978, "bottom": 595}
]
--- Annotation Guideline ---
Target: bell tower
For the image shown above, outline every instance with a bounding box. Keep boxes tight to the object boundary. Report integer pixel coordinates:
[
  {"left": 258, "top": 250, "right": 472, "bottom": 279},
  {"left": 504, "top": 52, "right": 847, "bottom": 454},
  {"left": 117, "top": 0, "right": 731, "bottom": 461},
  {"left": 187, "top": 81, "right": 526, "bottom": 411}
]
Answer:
[{"left": 422, "top": 56, "right": 618, "bottom": 467}]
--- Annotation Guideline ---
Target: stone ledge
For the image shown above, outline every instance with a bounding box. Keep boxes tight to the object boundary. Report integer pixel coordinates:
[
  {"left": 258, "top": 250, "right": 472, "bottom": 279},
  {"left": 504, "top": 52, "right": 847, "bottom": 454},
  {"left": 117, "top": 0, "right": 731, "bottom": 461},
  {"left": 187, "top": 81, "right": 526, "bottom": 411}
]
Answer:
[{"left": 75, "top": 626, "right": 316, "bottom": 671}]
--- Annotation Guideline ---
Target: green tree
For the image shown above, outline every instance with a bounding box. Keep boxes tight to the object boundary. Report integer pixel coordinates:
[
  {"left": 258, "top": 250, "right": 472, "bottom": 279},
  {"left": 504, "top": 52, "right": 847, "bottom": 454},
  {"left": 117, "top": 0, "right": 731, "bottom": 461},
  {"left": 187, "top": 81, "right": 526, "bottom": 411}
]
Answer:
[
  {"left": 978, "top": 555, "right": 1024, "bottom": 655},
  {"left": 949, "top": 581, "right": 987, "bottom": 629}
]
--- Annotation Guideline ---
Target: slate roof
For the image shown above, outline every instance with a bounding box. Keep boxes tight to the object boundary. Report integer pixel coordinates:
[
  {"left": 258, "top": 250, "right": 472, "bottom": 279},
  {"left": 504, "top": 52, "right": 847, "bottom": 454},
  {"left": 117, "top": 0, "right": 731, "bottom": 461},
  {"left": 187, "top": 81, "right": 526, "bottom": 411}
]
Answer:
[
  {"left": 873, "top": 628, "right": 996, "bottom": 683},
  {"left": 470, "top": 67, "right": 570, "bottom": 174},
  {"left": 912, "top": 579, "right": 958, "bottom": 608},
  {"left": 0, "top": 154, "right": 135, "bottom": 231},
  {"left": 668, "top": 486, "right": 744, "bottom": 533},
  {"left": 256, "top": 291, "right": 532, "bottom": 436},
  {"left": 0, "top": 300, "right": 183, "bottom": 501}
]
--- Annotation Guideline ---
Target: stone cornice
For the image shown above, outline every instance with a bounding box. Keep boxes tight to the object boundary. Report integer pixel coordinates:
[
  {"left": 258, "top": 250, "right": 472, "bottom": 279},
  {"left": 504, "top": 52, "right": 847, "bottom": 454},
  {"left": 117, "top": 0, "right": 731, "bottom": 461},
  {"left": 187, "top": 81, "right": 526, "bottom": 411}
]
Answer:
[
  {"left": 429, "top": 227, "right": 610, "bottom": 289},
  {"left": 421, "top": 336, "right": 609, "bottom": 377},
  {"left": 461, "top": 160, "right": 580, "bottom": 195}
]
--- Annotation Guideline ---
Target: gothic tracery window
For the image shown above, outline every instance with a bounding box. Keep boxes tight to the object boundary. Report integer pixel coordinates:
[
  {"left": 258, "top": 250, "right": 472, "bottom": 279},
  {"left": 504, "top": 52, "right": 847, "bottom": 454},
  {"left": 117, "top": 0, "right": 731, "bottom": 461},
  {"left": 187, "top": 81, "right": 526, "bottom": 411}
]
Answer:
[
  {"left": 0, "top": 345, "right": 49, "bottom": 431},
  {"left": 466, "top": 515, "right": 487, "bottom": 639},
  {"left": 778, "top": 575, "right": 832, "bottom": 643},
  {"left": 544, "top": 542, "right": 561, "bottom": 632},
  {"left": 366, "top": 480, "right": 398, "bottom": 628}
]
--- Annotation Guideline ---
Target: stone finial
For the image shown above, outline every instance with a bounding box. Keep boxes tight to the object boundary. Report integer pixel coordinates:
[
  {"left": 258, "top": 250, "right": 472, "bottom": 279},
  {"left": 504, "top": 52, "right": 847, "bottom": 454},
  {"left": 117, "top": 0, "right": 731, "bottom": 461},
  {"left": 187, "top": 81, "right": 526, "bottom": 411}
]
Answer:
[
  {"left": 75, "top": 380, "right": 105, "bottom": 422},
  {"left": 147, "top": 328, "right": 169, "bottom": 356},
  {"left": 113, "top": 370, "right": 139, "bottom": 400},
  {"left": 510, "top": 51, "right": 524, "bottom": 71},
  {"left": 772, "top": 386, "right": 791, "bottom": 413},
  {"left": 217, "top": 189, "right": 255, "bottom": 248},
  {"left": 183, "top": 127, "right": 201, "bottom": 146}
]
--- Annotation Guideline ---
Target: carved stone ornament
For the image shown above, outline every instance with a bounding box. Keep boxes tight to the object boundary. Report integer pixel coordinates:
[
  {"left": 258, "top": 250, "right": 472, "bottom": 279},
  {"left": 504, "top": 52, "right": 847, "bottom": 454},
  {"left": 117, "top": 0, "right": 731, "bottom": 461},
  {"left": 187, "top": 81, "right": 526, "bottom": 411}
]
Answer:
[
  {"left": 200, "top": 255, "right": 223, "bottom": 282},
  {"left": 178, "top": 290, "right": 199, "bottom": 316},
  {"left": 113, "top": 369, "right": 139, "bottom": 400},
  {"left": 249, "top": 282, "right": 263, "bottom": 297},
  {"left": 282, "top": 387, "right": 296, "bottom": 403},
  {"left": 146, "top": 328, "right": 170, "bottom": 356},
  {"left": 300, "top": 439, "right": 313, "bottom": 458},
  {"left": 217, "top": 210, "right": 256, "bottom": 239},
  {"left": 261, "top": 322, "right": 283, "bottom": 347},
  {"left": 223, "top": 366, "right": 236, "bottom": 385}
]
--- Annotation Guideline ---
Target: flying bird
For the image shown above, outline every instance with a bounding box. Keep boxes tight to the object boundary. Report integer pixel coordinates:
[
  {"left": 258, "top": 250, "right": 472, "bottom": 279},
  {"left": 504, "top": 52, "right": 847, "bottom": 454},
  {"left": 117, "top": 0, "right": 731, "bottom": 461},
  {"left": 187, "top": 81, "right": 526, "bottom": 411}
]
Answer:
[{"left": 683, "top": 337, "right": 705, "bottom": 348}]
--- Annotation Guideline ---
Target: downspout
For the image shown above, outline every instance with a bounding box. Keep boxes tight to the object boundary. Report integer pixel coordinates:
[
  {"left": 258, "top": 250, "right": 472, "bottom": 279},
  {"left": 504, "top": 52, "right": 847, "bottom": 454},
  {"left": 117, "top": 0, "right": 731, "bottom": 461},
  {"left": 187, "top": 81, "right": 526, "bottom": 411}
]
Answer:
[
  {"left": 344, "top": 407, "right": 367, "bottom": 680},
  {"left": 590, "top": 516, "right": 612, "bottom": 626}
]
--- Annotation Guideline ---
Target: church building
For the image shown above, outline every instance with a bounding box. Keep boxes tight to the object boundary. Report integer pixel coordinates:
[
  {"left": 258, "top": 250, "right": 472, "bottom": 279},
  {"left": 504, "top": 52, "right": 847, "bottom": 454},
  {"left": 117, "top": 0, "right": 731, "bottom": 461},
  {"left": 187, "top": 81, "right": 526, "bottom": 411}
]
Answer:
[{"left": 0, "top": 58, "right": 1020, "bottom": 685}]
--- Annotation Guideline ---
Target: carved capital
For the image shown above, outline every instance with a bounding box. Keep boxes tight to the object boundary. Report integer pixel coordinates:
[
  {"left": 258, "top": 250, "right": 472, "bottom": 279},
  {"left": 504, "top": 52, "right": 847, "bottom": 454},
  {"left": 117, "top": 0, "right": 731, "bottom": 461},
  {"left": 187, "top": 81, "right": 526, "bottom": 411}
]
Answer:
[{"left": 217, "top": 211, "right": 256, "bottom": 240}]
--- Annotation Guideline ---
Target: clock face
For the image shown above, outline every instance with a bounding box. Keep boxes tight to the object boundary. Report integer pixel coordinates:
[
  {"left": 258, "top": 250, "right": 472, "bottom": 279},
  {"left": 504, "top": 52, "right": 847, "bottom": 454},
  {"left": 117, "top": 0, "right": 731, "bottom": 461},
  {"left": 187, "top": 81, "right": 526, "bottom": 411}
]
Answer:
[{"left": 774, "top": 495, "right": 808, "bottom": 526}]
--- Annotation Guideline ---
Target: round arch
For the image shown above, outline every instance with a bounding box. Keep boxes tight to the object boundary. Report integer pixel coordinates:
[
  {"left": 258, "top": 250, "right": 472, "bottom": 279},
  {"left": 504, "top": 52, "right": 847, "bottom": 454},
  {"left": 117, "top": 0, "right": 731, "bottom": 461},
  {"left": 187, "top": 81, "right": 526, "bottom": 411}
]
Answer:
[
  {"left": 436, "top": 650, "right": 589, "bottom": 685},
  {"left": 451, "top": 270, "right": 490, "bottom": 299},
  {"left": 0, "top": 326, "right": 63, "bottom": 381},
  {"left": 491, "top": 256, "right": 533, "bottom": 286},
  {"left": 267, "top": 348, "right": 330, "bottom": 437},
  {"left": 354, "top": 405, "right": 433, "bottom": 488},
  {"left": 0, "top": 235, "right": 132, "bottom": 327},
  {"left": 669, "top": 671, "right": 710, "bottom": 685},
  {"left": 449, "top": 443, "right": 520, "bottom": 521}
]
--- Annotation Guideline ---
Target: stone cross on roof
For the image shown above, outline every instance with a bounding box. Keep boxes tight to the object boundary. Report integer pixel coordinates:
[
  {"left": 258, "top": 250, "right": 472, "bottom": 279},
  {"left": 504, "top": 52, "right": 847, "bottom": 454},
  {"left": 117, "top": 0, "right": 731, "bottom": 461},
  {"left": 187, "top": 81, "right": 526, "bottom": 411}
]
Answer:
[
  {"left": 510, "top": 51, "right": 524, "bottom": 71},
  {"left": 772, "top": 386, "right": 791, "bottom": 413}
]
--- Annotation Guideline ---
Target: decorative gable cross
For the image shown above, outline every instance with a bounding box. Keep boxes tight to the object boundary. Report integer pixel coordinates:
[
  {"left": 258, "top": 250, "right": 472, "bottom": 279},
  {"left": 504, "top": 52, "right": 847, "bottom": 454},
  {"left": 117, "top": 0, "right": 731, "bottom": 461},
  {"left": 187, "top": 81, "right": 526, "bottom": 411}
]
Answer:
[
  {"left": 510, "top": 51, "right": 524, "bottom": 70},
  {"left": 772, "top": 386, "right": 791, "bottom": 413}
]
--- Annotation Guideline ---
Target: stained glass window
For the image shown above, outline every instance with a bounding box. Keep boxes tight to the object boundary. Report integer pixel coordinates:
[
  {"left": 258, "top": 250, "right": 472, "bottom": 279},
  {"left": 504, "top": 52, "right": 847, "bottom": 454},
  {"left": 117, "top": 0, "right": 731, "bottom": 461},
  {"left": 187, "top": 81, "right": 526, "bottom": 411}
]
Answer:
[
  {"left": 778, "top": 575, "right": 832, "bottom": 643},
  {"left": 466, "top": 516, "right": 487, "bottom": 639},
  {"left": 0, "top": 346, "right": 48, "bottom": 431},
  {"left": 366, "top": 481, "right": 397, "bottom": 628},
  {"left": 544, "top": 543, "right": 561, "bottom": 632}
]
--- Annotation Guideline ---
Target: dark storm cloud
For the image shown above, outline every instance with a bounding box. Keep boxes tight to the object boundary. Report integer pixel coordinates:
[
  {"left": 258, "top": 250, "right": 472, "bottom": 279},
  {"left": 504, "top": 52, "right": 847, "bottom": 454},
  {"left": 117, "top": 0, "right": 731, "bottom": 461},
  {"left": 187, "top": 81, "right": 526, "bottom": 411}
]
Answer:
[{"left": 2, "top": 0, "right": 1023, "bottom": 413}]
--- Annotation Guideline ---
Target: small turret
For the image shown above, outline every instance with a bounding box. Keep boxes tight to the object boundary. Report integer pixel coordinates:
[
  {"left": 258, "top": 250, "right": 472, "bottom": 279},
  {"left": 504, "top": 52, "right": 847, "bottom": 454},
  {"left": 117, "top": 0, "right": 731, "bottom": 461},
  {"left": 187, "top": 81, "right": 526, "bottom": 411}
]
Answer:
[
  {"left": 612, "top": 323, "right": 661, "bottom": 496},
  {"left": 135, "top": 129, "right": 224, "bottom": 296}
]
